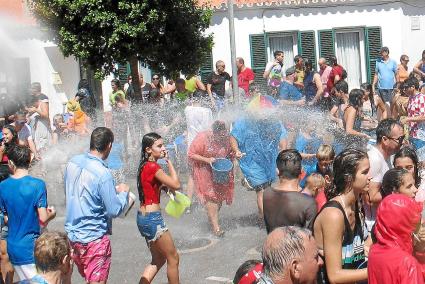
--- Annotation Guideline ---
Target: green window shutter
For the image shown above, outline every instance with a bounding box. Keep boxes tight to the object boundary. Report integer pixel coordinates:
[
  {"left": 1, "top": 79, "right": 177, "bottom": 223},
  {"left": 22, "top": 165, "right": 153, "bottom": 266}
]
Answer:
[
  {"left": 318, "top": 30, "right": 335, "bottom": 62},
  {"left": 298, "top": 31, "right": 317, "bottom": 68},
  {"left": 200, "top": 50, "right": 213, "bottom": 84},
  {"left": 365, "top": 27, "right": 382, "bottom": 84},
  {"left": 249, "top": 34, "right": 267, "bottom": 94},
  {"left": 117, "top": 63, "right": 130, "bottom": 86}
]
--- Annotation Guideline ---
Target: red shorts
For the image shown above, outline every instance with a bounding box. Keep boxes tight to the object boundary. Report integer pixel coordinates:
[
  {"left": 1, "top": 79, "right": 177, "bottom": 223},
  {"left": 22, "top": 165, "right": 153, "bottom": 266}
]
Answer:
[{"left": 71, "top": 235, "right": 112, "bottom": 282}]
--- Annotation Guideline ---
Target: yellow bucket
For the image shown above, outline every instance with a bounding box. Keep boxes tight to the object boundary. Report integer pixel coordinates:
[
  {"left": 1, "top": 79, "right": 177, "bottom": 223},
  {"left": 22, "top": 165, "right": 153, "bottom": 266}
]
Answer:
[{"left": 165, "top": 191, "right": 191, "bottom": 218}]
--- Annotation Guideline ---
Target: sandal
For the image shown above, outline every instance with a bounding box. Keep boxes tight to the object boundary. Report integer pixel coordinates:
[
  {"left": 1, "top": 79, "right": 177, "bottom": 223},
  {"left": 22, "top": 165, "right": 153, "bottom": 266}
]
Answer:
[
  {"left": 214, "top": 229, "right": 225, "bottom": 238},
  {"left": 241, "top": 177, "right": 254, "bottom": 191}
]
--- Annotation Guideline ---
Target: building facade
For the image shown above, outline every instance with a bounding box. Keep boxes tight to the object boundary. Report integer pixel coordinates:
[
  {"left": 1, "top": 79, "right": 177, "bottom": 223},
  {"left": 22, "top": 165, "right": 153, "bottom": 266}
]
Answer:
[
  {"left": 201, "top": 0, "right": 425, "bottom": 90},
  {"left": 0, "top": 0, "right": 80, "bottom": 117}
]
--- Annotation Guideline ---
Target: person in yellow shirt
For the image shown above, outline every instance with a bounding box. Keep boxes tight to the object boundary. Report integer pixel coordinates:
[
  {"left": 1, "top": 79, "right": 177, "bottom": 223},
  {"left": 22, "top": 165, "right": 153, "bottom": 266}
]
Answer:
[{"left": 294, "top": 55, "right": 305, "bottom": 91}]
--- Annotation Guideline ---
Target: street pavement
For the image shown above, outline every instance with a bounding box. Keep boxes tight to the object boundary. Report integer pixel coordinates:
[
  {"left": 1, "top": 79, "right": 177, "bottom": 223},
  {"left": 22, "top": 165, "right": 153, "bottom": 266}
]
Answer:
[{"left": 44, "top": 164, "right": 267, "bottom": 284}]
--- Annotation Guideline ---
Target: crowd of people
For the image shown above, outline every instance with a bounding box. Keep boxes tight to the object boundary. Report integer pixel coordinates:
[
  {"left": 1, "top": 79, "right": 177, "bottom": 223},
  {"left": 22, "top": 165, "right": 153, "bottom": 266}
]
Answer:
[{"left": 0, "top": 47, "right": 425, "bottom": 284}]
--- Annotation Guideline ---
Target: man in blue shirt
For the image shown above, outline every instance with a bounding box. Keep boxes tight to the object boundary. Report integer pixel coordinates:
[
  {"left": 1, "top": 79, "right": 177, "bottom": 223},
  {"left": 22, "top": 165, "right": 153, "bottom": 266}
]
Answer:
[
  {"left": 0, "top": 145, "right": 56, "bottom": 282},
  {"left": 279, "top": 66, "right": 305, "bottom": 106},
  {"left": 373, "top": 47, "right": 397, "bottom": 115},
  {"left": 64, "top": 127, "right": 129, "bottom": 284}
]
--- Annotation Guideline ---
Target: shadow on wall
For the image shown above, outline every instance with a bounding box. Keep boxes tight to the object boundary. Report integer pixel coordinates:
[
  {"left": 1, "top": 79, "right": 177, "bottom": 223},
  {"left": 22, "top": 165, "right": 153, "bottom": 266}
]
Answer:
[{"left": 211, "top": 1, "right": 425, "bottom": 25}]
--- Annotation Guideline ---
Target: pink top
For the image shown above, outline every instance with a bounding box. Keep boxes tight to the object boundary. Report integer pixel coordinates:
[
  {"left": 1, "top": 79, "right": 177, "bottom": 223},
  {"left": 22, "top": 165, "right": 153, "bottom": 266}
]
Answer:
[{"left": 319, "top": 66, "right": 332, "bottom": 97}]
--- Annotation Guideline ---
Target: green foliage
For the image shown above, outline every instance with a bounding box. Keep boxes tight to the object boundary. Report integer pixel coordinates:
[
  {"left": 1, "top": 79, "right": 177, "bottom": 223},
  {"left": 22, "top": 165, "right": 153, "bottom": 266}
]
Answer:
[{"left": 28, "top": 0, "right": 213, "bottom": 79}]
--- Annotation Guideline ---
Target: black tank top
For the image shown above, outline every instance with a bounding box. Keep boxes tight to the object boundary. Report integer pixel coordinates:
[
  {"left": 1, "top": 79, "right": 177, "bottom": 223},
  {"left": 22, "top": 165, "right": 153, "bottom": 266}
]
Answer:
[{"left": 315, "top": 200, "right": 367, "bottom": 284}]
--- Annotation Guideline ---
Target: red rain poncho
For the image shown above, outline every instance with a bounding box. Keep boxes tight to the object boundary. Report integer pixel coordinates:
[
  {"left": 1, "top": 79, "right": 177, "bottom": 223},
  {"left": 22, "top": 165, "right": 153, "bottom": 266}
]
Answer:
[
  {"left": 188, "top": 130, "right": 234, "bottom": 205},
  {"left": 368, "top": 193, "right": 424, "bottom": 284}
]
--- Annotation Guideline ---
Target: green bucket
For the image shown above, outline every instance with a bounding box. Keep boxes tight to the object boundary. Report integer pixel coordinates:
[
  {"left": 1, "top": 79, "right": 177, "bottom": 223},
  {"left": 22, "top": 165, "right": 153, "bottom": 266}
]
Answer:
[{"left": 165, "top": 191, "right": 191, "bottom": 218}]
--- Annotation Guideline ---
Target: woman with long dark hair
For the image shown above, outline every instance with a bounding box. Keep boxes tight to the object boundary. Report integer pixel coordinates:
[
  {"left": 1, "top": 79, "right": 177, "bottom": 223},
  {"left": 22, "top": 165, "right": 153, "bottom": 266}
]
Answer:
[
  {"left": 380, "top": 168, "right": 418, "bottom": 199},
  {"left": 394, "top": 146, "right": 421, "bottom": 188},
  {"left": 0, "top": 125, "right": 19, "bottom": 165},
  {"left": 136, "top": 132, "right": 180, "bottom": 284},
  {"left": 344, "top": 89, "right": 369, "bottom": 139},
  {"left": 313, "top": 148, "right": 370, "bottom": 283},
  {"left": 360, "top": 83, "right": 387, "bottom": 136}
]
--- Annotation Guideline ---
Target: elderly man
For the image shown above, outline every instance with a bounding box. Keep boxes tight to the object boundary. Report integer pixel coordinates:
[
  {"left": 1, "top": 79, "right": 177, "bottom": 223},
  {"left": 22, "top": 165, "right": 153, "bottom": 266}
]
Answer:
[{"left": 258, "top": 226, "right": 323, "bottom": 284}]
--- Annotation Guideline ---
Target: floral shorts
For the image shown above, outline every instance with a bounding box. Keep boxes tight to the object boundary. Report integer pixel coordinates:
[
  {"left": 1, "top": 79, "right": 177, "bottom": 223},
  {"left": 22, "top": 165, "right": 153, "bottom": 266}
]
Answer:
[{"left": 71, "top": 235, "right": 112, "bottom": 283}]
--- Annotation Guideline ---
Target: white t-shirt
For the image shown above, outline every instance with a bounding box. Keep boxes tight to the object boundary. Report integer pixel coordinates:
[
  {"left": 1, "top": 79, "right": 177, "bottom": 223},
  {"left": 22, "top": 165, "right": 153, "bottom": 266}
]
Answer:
[
  {"left": 368, "top": 145, "right": 391, "bottom": 183},
  {"left": 184, "top": 105, "right": 213, "bottom": 150},
  {"left": 265, "top": 61, "right": 285, "bottom": 87},
  {"left": 365, "top": 145, "right": 392, "bottom": 231}
]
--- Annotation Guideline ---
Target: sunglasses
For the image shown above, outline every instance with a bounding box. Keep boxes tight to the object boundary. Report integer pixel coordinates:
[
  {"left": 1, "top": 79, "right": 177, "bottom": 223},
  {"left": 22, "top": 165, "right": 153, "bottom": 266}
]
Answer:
[
  {"left": 16, "top": 120, "right": 26, "bottom": 125},
  {"left": 387, "top": 135, "right": 405, "bottom": 145},
  {"left": 152, "top": 77, "right": 160, "bottom": 80}
]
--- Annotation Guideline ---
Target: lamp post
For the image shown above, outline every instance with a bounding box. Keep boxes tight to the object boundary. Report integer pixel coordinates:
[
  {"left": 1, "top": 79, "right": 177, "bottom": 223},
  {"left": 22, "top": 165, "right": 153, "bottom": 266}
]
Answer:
[{"left": 227, "top": 0, "right": 239, "bottom": 105}]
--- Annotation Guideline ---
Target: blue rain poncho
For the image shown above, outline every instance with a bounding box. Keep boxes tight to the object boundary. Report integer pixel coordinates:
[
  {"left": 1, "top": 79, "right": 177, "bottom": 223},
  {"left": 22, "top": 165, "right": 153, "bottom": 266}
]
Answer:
[{"left": 231, "top": 118, "right": 287, "bottom": 187}]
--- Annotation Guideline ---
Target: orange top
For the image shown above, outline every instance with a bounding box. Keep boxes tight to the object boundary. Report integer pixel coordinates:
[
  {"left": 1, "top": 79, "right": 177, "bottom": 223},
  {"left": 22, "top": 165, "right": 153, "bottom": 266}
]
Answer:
[
  {"left": 69, "top": 110, "right": 90, "bottom": 135},
  {"left": 397, "top": 64, "right": 409, "bottom": 83}
]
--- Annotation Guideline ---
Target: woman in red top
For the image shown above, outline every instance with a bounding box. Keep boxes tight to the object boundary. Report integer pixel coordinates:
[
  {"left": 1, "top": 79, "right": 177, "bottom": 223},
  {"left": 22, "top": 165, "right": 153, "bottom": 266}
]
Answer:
[
  {"left": 136, "top": 132, "right": 181, "bottom": 284},
  {"left": 0, "top": 125, "right": 18, "bottom": 165}
]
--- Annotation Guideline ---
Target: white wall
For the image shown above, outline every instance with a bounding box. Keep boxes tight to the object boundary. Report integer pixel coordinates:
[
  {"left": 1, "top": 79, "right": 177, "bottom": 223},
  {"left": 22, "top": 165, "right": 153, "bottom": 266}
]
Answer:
[
  {"left": 0, "top": 13, "right": 80, "bottom": 121},
  {"left": 400, "top": 5, "right": 425, "bottom": 66},
  {"left": 14, "top": 39, "right": 80, "bottom": 119},
  {"left": 208, "top": 2, "right": 424, "bottom": 77}
]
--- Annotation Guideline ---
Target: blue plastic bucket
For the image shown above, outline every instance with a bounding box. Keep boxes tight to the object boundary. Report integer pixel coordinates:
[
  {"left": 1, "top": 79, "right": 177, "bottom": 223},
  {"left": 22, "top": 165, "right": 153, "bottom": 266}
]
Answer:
[{"left": 211, "top": 158, "right": 233, "bottom": 184}]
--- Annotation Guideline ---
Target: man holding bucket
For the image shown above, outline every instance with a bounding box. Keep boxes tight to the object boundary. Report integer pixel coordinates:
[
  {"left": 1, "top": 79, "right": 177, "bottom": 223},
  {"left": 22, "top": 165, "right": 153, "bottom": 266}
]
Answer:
[{"left": 188, "top": 120, "right": 234, "bottom": 237}]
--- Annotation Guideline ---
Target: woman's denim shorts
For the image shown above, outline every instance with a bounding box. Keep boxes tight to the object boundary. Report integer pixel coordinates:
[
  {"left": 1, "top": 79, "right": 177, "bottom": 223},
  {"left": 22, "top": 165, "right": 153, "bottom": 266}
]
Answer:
[{"left": 136, "top": 211, "right": 168, "bottom": 244}]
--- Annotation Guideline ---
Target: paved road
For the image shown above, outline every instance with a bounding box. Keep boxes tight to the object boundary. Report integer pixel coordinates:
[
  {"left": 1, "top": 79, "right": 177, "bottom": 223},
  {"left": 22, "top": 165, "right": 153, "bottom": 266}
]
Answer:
[{"left": 44, "top": 164, "right": 267, "bottom": 284}]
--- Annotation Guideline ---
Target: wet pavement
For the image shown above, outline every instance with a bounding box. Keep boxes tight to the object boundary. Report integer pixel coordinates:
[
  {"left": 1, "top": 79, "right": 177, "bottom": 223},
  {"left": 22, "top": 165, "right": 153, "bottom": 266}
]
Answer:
[{"left": 43, "top": 162, "right": 267, "bottom": 284}]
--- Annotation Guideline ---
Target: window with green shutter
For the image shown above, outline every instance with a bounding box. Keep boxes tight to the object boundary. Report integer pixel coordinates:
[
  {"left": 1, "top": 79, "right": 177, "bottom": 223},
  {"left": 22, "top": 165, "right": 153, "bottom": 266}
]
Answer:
[
  {"left": 199, "top": 51, "right": 213, "bottom": 84},
  {"left": 318, "top": 30, "right": 335, "bottom": 62},
  {"left": 298, "top": 31, "right": 317, "bottom": 68},
  {"left": 365, "top": 27, "right": 382, "bottom": 83},
  {"left": 117, "top": 63, "right": 130, "bottom": 86},
  {"left": 249, "top": 34, "right": 268, "bottom": 94}
]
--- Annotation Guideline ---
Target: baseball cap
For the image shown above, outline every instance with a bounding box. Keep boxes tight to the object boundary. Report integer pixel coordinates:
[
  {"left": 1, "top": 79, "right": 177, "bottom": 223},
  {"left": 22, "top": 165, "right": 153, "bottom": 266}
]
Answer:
[{"left": 285, "top": 66, "right": 296, "bottom": 76}]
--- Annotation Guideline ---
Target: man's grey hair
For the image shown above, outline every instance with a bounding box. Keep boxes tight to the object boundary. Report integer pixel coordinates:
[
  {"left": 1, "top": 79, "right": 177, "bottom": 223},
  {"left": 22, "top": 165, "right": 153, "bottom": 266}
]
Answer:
[{"left": 262, "top": 226, "right": 312, "bottom": 280}]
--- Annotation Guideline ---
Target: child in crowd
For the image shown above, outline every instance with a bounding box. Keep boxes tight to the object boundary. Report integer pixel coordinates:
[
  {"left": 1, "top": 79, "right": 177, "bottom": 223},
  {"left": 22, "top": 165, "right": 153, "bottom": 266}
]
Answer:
[
  {"left": 52, "top": 114, "right": 70, "bottom": 144},
  {"left": 302, "top": 173, "right": 325, "bottom": 197},
  {"left": 29, "top": 231, "right": 73, "bottom": 284},
  {"left": 0, "top": 145, "right": 56, "bottom": 281},
  {"left": 66, "top": 100, "right": 91, "bottom": 136},
  {"left": 233, "top": 259, "right": 263, "bottom": 284},
  {"left": 300, "top": 144, "right": 335, "bottom": 187},
  {"left": 295, "top": 121, "right": 322, "bottom": 167}
]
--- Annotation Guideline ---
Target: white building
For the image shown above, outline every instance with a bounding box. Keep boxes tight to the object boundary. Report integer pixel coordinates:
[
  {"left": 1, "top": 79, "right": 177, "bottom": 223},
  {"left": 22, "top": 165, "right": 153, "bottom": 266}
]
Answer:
[
  {"left": 0, "top": 1, "right": 80, "bottom": 118},
  {"left": 200, "top": 0, "right": 425, "bottom": 89}
]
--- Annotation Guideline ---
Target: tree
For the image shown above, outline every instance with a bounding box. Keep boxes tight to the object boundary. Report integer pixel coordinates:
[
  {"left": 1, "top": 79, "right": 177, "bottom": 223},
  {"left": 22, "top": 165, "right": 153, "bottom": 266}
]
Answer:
[{"left": 28, "top": 0, "right": 213, "bottom": 96}]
